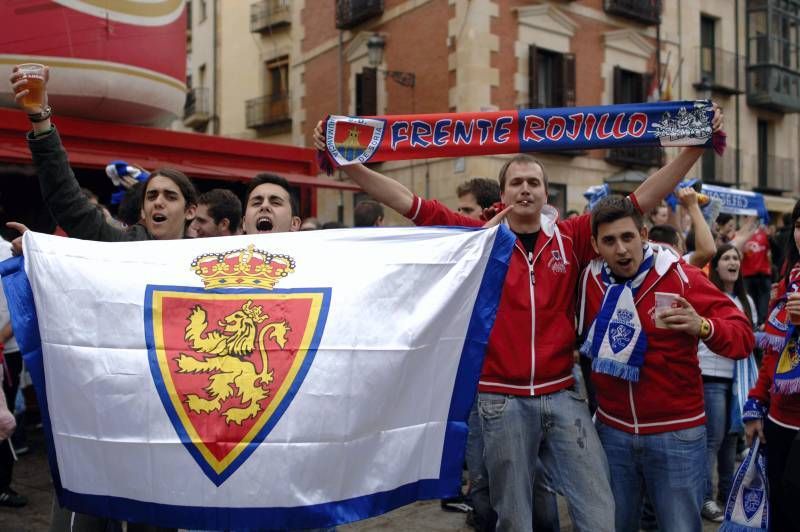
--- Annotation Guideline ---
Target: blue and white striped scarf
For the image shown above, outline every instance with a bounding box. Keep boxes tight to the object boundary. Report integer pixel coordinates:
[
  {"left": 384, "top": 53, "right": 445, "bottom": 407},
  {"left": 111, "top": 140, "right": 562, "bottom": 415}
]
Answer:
[{"left": 581, "top": 245, "right": 654, "bottom": 382}]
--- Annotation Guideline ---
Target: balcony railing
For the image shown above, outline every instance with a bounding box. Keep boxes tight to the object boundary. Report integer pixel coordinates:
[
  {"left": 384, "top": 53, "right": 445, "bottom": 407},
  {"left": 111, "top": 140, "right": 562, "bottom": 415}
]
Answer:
[
  {"left": 701, "top": 148, "right": 740, "bottom": 186},
  {"left": 246, "top": 92, "right": 291, "bottom": 130},
  {"left": 756, "top": 153, "right": 799, "bottom": 194},
  {"left": 335, "top": 0, "right": 384, "bottom": 30},
  {"left": 695, "top": 46, "right": 745, "bottom": 94},
  {"left": 604, "top": 0, "right": 661, "bottom": 25},
  {"left": 606, "top": 146, "right": 663, "bottom": 168},
  {"left": 183, "top": 87, "right": 210, "bottom": 129},
  {"left": 250, "top": 0, "right": 290, "bottom": 33},
  {"left": 747, "top": 64, "right": 800, "bottom": 112}
]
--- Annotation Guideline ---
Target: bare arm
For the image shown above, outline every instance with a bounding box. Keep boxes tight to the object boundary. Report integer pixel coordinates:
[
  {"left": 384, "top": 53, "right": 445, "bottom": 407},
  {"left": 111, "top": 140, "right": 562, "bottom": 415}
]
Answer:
[
  {"left": 678, "top": 188, "right": 716, "bottom": 268},
  {"left": 731, "top": 217, "right": 758, "bottom": 252},
  {"left": 314, "top": 121, "right": 414, "bottom": 215},
  {"left": 0, "top": 323, "right": 11, "bottom": 345},
  {"left": 339, "top": 164, "right": 414, "bottom": 215},
  {"left": 633, "top": 146, "right": 705, "bottom": 214},
  {"left": 633, "top": 103, "right": 723, "bottom": 214}
]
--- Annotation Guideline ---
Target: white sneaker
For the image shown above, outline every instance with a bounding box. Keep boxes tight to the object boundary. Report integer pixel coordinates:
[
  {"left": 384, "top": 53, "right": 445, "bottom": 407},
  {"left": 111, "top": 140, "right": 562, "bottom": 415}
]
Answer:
[{"left": 701, "top": 500, "right": 724, "bottom": 522}]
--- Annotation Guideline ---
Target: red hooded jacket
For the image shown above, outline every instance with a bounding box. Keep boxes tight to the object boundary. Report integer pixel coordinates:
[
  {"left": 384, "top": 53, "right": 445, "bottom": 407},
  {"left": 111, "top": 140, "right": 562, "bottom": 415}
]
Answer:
[
  {"left": 405, "top": 196, "right": 597, "bottom": 396},
  {"left": 578, "top": 246, "right": 755, "bottom": 434}
]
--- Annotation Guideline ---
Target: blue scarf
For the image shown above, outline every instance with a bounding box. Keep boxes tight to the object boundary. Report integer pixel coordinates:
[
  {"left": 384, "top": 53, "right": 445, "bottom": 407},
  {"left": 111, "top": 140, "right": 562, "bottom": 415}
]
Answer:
[
  {"left": 581, "top": 246, "right": 653, "bottom": 382},
  {"left": 721, "top": 438, "right": 770, "bottom": 532},
  {"left": 756, "top": 265, "right": 800, "bottom": 394}
]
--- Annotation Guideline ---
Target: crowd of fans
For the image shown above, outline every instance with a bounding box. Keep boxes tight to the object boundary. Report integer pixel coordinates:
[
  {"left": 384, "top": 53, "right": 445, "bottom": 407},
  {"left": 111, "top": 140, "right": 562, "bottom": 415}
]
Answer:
[{"left": 4, "top": 65, "right": 800, "bottom": 532}]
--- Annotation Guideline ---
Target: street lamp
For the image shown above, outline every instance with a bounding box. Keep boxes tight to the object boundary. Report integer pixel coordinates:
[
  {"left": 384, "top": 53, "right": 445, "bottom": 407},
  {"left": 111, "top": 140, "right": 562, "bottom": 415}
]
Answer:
[{"left": 366, "top": 33, "right": 416, "bottom": 87}]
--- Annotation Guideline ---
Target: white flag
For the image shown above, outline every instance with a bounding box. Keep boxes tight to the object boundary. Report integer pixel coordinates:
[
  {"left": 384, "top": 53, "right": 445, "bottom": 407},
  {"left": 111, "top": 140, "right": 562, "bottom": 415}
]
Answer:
[{"left": 1, "top": 226, "right": 514, "bottom": 530}]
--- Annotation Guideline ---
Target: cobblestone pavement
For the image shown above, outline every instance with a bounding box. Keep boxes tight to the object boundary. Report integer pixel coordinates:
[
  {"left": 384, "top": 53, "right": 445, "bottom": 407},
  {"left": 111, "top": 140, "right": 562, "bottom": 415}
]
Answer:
[{"left": 0, "top": 426, "right": 720, "bottom": 531}]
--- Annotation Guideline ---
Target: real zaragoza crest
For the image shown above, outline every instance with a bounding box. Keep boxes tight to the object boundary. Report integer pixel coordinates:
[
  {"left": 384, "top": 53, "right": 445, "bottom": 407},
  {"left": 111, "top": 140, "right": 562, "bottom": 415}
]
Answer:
[{"left": 145, "top": 245, "right": 330, "bottom": 485}]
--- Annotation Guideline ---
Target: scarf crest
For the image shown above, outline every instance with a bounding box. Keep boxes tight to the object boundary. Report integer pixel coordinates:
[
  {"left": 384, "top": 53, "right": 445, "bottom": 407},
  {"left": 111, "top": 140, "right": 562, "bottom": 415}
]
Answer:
[
  {"left": 580, "top": 245, "right": 654, "bottom": 382},
  {"left": 756, "top": 264, "right": 800, "bottom": 395}
]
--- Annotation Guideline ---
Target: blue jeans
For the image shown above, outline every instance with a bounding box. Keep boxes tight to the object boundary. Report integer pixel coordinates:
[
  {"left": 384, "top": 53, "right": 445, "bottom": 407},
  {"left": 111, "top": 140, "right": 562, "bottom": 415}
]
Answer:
[
  {"left": 703, "top": 380, "right": 737, "bottom": 503},
  {"left": 478, "top": 389, "right": 614, "bottom": 532},
  {"left": 466, "top": 400, "right": 559, "bottom": 531},
  {"left": 596, "top": 421, "right": 706, "bottom": 532}
]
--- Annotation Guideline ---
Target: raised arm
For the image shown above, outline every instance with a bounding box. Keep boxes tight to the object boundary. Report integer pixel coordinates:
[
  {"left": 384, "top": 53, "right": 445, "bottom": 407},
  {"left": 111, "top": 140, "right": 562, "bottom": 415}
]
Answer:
[
  {"left": 10, "top": 66, "right": 129, "bottom": 242},
  {"left": 314, "top": 121, "right": 413, "bottom": 215},
  {"left": 678, "top": 188, "right": 716, "bottom": 268},
  {"left": 633, "top": 104, "right": 723, "bottom": 214}
]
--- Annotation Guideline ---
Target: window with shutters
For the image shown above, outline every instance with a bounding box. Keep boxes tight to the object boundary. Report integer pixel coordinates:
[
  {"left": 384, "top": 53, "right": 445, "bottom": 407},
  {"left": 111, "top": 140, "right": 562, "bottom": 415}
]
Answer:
[
  {"left": 527, "top": 45, "right": 575, "bottom": 108},
  {"left": 608, "top": 66, "right": 662, "bottom": 167},
  {"left": 612, "top": 66, "right": 649, "bottom": 104},
  {"left": 245, "top": 56, "right": 291, "bottom": 131},
  {"left": 356, "top": 67, "right": 377, "bottom": 116}
]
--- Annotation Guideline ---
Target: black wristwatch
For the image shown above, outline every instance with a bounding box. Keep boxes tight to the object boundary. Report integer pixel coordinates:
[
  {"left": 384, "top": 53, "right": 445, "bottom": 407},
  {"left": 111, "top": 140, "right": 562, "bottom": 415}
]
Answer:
[{"left": 28, "top": 105, "right": 52, "bottom": 123}]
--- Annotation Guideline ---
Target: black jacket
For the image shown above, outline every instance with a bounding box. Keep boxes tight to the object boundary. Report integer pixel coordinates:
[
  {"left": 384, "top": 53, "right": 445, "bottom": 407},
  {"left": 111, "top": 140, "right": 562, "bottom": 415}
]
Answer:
[{"left": 27, "top": 128, "right": 152, "bottom": 242}]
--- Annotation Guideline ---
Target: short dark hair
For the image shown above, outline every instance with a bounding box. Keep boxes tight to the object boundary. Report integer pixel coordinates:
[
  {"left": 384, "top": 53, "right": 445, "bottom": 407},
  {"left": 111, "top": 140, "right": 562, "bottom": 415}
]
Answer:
[
  {"left": 456, "top": 178, "right": 501, "bottom": 209},
  {"left": 117, "top": 181, "right": 145, "bottom": 226},
  {"left": 648, "top": 224, "right": 681, "bottom": 249},
  {"left": 198, "top": 188, "right": 242, "bottom": 233},
  {"left": 321, "top": 221, "right": 347, "bottom": 229},
  {"left": 245, "top": 173, "right": 299, "bottom": 217},
  {"left": 145, "top": 168, "right": 198, "bottom": 210},
  {"left": 497, "top": 154, "right": 548, "bottom": 192},
  {"left": 353, "top": 200, "right": 384, "bottom": 227},
  {"left": 716, "top": 213, "right": 734, "bottom": 227},
  {"left": 80, "top": 187, "right": 99, "bottom": 203},
  {"left": 591, "top": 195, "right": 643, "bottom": 237}
]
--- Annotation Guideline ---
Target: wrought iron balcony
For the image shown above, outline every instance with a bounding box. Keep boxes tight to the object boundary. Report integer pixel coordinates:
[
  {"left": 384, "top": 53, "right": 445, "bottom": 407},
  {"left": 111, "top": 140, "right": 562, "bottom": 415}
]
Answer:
[
  {"left": 747, "top": 64, "right": 800, "bottom": 112},
  {"left": 694, "top": 46, "right": 745, "bottom": 95},
  {"left": 250, "top": 0, "right": 290, "bottom": 33},
  {"left": 700, "top": 148, "right": 739, "bottom": 186},
  {"left": 606, "top": 145, "right": 663, "bottom": 168},
  {"left": 755, "top": 153, "right": 798, "bottom": 194},
  {"left": 246, "top": 92, "right": 291, "bottom": 130},
  {"left": 183, "top": 87, "right": 210, "bottom": 129},
  {"left": 604, "top": 0, "right": 661, "bottom": 25},
  {"left": 335, "top": 0, "right": 384, "bottom": 30}
]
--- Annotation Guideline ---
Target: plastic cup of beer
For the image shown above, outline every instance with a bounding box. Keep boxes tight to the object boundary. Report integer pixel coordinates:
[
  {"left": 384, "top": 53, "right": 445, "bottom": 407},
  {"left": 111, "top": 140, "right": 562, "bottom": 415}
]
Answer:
[{"left": 17, "top": 63, "right": 45, "bottom": 108}]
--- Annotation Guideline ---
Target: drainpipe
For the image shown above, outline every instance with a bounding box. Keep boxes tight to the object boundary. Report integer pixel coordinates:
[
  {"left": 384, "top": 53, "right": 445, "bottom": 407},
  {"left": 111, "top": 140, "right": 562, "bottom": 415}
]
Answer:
[
  {"left": 212, "top": 0, "right": 220, "bottom": 135},
  {"left": 338, "top": 30, "right": 345, "bottom": 223},
  {"left": 735, "top": 0, "right": 741, "bottom": 189},
  {"left": 677, "top": 0, "right": 682, "bottom": 100}
]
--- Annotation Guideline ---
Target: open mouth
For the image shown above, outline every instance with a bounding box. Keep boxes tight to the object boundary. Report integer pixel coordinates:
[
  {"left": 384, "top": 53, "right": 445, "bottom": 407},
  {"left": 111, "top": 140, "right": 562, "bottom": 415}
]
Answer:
[
  {"left": 518, "top": 200, "right": 532, "bottom": 206},
  {"left": 617, "top": 258, "right": 633, "bottom": 268},
  {"left": 152, "top": 213, "right": 167, "bottom": 223},
  {"left": 256, "top": 217, "right": 273, "bottom": 232}
]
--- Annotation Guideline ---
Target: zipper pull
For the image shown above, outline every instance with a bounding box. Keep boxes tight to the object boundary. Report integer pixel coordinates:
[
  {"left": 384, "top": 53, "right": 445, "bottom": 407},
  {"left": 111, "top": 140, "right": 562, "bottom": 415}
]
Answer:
[{"left": 528, "top": 252, "right": 535, "bottom": 284}]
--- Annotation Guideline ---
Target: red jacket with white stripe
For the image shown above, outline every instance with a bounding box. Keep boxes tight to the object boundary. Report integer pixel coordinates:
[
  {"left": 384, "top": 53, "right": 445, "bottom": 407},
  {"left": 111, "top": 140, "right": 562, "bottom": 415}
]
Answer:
[
  {"left": 578, "top": 247, "right": 755, "bottom": 434},
  {"left": 405, "top": 196, "right": 596, "bottom": 396},
  {"left": 748, "top": 273, "right": 800, "bottom": 430}
]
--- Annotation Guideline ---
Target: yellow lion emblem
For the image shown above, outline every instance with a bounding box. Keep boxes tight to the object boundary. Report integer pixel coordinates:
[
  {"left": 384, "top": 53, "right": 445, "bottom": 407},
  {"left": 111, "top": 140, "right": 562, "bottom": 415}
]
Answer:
[{"left": 175, "top": 300, "right": 290, "bottom": 425}]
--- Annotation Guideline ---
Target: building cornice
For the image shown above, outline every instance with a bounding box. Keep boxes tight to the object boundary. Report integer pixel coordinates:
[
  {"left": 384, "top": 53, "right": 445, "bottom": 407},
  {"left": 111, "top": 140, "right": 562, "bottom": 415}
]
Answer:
[
  {"left": 515, "top": 4, "right": 576, "bottom": 38},
  {"left": 603, "top": 28, "right": 654, "bottom": 60}
]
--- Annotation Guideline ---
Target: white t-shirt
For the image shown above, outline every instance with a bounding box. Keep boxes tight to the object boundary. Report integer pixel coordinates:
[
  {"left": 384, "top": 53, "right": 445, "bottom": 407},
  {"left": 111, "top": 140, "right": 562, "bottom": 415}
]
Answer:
[
  {"left": 697, "top": 292, "right": 755, "bottom": 379},
  {"left": 0, "top": 240, "right": 18, "bottom": 353}
]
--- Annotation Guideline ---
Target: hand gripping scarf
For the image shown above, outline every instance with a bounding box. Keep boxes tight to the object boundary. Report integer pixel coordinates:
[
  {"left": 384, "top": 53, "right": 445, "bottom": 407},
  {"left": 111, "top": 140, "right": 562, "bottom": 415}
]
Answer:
[
  {"left": 580, "top": 245, "right": 654, "bottom": 382},
  {"left": 319, "top": 100, "right": 725, "bottom": 173},
  {"left": 757, "top": 263, "right": 800, "bottom": 395}
]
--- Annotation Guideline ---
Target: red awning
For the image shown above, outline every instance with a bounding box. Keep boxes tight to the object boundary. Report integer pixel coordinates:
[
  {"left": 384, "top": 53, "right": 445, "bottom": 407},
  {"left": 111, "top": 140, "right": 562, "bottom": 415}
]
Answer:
[{"left": 0, "top": 108, "right": 359, "bottom": 191}]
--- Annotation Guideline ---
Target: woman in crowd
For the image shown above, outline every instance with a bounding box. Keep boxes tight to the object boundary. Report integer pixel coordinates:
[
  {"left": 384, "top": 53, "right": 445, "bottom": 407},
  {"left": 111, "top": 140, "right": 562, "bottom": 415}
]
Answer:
[
  {"left": 744, "top": 198, "right": 800, "bottom": 532},
  {"left": 698, "top": 244, "right": 757, "bottom": 522}
]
